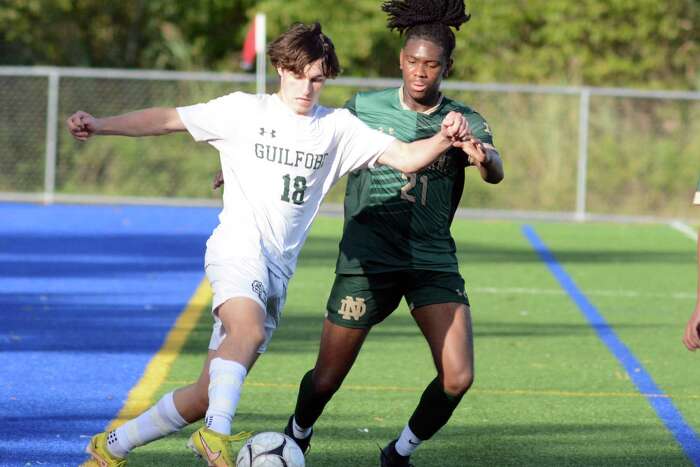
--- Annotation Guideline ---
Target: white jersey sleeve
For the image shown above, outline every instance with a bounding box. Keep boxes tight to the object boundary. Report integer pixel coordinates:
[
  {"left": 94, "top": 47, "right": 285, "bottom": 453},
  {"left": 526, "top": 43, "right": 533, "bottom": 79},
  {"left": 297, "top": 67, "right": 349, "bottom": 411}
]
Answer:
[
  {"left": 176, "top": 91, "right": 250, "bottom": 142},
  {"left": 333, "top": 109, "right": 395, "bottom": 177}
]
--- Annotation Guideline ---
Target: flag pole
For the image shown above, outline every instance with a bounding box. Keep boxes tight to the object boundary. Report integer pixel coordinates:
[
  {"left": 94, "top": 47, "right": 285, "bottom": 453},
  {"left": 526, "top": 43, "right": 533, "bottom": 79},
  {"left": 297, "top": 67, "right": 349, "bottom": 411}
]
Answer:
[{"left": 255, "top": 13, "right": 266, "bottom": 94}]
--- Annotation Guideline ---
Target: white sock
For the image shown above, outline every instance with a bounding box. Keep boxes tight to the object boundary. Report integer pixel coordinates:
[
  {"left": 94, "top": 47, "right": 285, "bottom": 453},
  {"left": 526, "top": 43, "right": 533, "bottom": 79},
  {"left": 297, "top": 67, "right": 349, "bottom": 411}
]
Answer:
[
  {"left": 108, "top": 391, "right": 187, "bottom": 458},
  {"left": 395, "top": 425, "right": 422, "bottom": 457},
  {"left": 204, "top": 357, "right": 247, "bottom": 435},
  {"left": 292, "top": 416, "right": 312, "bottom": 439}
]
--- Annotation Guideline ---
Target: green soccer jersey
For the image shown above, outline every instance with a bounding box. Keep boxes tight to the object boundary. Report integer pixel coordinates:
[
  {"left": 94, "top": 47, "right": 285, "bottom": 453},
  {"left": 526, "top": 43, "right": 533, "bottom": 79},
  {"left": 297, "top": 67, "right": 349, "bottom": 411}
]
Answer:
[{"left": 335, "top": 87, "right": 494, "bottom": 274}]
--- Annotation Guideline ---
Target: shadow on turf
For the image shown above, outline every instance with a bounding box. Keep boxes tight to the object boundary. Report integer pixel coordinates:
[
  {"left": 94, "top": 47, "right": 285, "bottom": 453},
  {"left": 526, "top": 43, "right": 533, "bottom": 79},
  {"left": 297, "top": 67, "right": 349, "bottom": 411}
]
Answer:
[
  {"left": 298, "top": 234, "right": 694, "bottom": 267},
  {"left": 117, "top": 420, "right": 689, "bottom": 467},
  {"left": 0, "top": 293, "right": 665, "bottom": 354}
]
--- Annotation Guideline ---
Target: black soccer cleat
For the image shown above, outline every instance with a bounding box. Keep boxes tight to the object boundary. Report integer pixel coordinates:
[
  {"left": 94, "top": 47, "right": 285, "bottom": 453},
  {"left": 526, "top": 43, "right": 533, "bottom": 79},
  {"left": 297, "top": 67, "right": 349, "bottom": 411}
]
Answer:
[
  {"left": 284, "top": 415, "right": 312, "bottom": 454},
  {"left": 380, "top": 439, "right": 414, "bottom": 467}
]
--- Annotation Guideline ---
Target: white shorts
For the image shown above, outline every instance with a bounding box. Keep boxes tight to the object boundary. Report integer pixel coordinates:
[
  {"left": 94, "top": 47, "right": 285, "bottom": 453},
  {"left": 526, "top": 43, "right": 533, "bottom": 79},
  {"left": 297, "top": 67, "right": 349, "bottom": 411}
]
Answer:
[{"left": 206, "top": 256, "right": 288, "bottom": 354}]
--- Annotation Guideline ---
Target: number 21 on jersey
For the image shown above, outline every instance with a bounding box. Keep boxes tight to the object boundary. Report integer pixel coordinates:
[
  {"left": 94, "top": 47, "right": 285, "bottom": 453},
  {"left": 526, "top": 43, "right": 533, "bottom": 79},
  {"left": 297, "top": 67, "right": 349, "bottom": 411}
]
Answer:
[{"left": 401, "top": 173, "right": 428, "bottom": 206}]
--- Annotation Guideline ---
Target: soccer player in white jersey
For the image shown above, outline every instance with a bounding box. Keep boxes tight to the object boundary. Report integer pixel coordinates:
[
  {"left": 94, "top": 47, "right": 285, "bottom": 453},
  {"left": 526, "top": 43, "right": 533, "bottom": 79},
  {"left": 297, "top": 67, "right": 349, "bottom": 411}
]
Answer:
[{"left": 68, "top": 22, "right": 468, "bottom": 467}]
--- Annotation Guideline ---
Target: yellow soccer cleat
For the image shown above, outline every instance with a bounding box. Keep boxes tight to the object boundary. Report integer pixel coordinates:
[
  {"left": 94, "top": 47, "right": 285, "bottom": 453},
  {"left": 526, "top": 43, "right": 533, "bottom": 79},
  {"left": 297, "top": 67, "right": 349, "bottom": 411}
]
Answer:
[
  {"left": 187, "top": 427, "right": 252, "bottom": 467},
  {"left": 80, "top": 432, "right": 127, "bottom": 467}
]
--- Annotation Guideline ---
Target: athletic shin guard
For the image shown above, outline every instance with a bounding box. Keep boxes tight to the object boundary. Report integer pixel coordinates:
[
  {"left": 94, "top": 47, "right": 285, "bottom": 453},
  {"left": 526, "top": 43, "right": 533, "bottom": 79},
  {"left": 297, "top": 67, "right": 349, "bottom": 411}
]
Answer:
[
  {"left": 293, "top": 369, "right": 334, "bottom": 429},
  {"left": 407, "top": 376, "right": 465, "bottom": 441}
]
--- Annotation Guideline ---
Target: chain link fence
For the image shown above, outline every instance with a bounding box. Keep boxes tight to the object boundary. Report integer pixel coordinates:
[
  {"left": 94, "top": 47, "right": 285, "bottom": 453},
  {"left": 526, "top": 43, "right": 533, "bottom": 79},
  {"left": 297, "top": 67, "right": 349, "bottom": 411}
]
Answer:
[
  {"left": 0, "top": 75, "right": 47, "bottom": 193},
  {"left": 1, "top": 67, "right": 699, "bottom": 221}
]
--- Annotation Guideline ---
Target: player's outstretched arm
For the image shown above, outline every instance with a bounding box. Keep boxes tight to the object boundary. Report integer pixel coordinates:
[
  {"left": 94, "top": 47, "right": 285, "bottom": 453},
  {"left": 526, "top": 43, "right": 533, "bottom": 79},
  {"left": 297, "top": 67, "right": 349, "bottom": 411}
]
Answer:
[
  {"left": 453, "top": 138, "right": 504, "bottom": 184},
  {"left": 377, "top": 111, "right": 467, "bottom": 173},
  {"left": 66, "top": 108, "right": 186, "bottom": 141},
  {"left": 683, "top": 232, "right": 700, "bottom": 351}
]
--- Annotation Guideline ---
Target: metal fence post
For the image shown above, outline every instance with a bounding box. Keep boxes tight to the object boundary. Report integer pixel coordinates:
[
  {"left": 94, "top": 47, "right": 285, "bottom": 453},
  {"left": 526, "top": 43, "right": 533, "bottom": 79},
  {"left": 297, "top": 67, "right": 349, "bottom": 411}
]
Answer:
[
  {"left": 575, "top": 88, "right": 591, "bottom": 221},
  {"left": 44, "top": 69, "right": 59, "bottom": 205},
  {"left": 255, "top": 13, "right": 266, "bottom": 94}
]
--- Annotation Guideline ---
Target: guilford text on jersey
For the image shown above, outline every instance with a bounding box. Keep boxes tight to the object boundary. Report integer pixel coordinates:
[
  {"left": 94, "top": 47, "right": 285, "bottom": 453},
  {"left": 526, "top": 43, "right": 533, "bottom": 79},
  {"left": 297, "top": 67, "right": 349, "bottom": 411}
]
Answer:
[{"left": 254, "top": 143, "right": 329, "bottom": 171}]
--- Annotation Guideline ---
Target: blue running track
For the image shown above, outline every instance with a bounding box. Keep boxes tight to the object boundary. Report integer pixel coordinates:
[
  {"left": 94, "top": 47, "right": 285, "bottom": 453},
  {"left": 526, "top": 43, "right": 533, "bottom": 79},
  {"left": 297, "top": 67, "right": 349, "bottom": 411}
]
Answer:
[{"left": 0, "top": 203, "right": 219, "bottom": 467}]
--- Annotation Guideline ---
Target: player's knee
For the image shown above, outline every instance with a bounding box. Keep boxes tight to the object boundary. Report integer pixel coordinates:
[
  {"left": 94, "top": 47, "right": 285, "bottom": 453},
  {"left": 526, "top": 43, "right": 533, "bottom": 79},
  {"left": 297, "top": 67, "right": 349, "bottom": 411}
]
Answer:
[
  {"left": 244, "top": 324, "right": 267, "bottom": 349},
  {"left": 443, "top": 369, "right": 474, "bottom": 396}
]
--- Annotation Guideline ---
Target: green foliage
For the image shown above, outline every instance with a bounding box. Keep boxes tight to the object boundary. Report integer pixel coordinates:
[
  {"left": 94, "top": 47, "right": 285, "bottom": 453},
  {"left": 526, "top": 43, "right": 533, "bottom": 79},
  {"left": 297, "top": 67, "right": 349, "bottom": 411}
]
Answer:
[
  {"left": 1, "top": 0, "right": 698, "bottom": 217},
  {"left": 2, "top": 0, "right": 696, "bottom": 88},
  {"left": 253, "top": 0, "right": 403, "bottom": 77},
  {"left": 0, "top": 0, "right": 257, "bottom": 69},
  {"left": 459, "top": 0, "right": 700, "bottom": 89}
]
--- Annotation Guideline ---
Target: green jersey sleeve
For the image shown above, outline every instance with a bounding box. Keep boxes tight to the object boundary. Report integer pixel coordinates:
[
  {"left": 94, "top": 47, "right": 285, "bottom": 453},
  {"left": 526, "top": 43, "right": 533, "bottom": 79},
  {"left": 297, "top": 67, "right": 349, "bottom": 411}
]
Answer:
[
  {"left": 464, "top": 110, "right": 494, "bottom": 146},
  {"left": 344, "top": 95, "right": 358, "bottom": 116}
]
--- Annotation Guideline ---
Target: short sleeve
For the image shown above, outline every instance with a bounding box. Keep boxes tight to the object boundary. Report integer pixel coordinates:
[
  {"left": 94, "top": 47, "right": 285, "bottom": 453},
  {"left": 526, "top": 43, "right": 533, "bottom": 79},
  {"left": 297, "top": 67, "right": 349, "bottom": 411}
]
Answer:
[
  {"left": 694, "top": 177, "right": 700, "bottom": 205},
  {"left": 177, "top": 92, "right": 248, "bottom": 142},
  {"left": 467, "top": 112, "right": 495, "bottom": 146},
  {"left": 333, "top": 109, "right": 395, "bottom": 177}
]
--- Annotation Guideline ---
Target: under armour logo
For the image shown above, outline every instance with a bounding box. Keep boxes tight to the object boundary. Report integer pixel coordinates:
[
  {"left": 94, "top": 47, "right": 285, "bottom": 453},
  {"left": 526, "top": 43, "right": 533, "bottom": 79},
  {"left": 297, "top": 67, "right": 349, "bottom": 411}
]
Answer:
[{"left": 260, "top": 127, "right": 276, "bottom": 138}]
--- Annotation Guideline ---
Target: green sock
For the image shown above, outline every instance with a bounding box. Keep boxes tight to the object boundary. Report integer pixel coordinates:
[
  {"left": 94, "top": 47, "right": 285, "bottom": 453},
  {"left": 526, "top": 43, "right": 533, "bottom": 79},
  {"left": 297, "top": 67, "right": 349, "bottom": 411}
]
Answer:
[
  {"left": 293, "top": 369, "right": 332, "bottom": 429},
  {"left": 407, "top": 376, "right": 464, "bottom": 441}
]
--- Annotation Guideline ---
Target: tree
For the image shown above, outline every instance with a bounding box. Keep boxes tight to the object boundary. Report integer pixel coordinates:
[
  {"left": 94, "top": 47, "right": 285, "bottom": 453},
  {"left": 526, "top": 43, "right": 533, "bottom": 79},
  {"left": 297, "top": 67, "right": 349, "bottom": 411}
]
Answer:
[
  {"left": 0, "top": 0, "right": 256, "bottom": 70},
  {"left": 1, "top": 0, "right": 697, "bottom": 89}
]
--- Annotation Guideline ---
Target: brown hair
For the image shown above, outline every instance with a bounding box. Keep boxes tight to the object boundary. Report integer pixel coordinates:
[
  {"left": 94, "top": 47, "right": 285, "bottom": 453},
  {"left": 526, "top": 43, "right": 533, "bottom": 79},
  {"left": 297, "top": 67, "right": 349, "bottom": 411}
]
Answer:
[{"left": 268, "top": 22, "right": 341, "bottom": 78}]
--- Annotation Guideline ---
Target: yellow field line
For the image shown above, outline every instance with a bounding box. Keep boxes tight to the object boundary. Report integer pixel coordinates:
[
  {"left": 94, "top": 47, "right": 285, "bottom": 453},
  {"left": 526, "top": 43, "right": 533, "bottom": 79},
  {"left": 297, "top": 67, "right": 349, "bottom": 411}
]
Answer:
[
  {"left": 106, "top": 278, "right": 211, "bottom": 431},
  {"left": 164, "top": 379, "right": 700, "bottom": 401}
]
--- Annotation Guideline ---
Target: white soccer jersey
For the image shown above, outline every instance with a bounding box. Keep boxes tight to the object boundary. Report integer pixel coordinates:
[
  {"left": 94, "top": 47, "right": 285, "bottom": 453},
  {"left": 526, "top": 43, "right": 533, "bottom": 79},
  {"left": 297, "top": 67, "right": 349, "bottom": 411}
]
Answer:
[{"left": 177, "top": 92, "right": 395, "bottom": 278}]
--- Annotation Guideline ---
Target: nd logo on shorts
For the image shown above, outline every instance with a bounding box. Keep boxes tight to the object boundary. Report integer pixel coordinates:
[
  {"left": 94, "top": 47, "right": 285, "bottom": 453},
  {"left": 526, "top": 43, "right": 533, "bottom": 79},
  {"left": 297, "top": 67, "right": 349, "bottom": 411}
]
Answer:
[
  {"left": 251, "top": 280, "right": 267, "bottom": 304},
  {"left": 338, "top": 296, "right": 367, "bottom": 321}
]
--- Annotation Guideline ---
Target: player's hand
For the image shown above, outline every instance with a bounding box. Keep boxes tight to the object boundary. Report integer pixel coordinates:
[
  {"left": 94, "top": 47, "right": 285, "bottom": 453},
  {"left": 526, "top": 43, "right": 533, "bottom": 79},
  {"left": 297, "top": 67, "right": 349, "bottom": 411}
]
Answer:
[
  {"left": 212, "top": 170, "right": 224, "bottom": 190},
  {"left": 453, "top": 137, "right": 490, "bottom": 166},
  {"left": 683, "top": 307, "right": 700, "bottom": 351},
  {"left": 440, "top": 111, "right": 468, "bottom": 142},
  {"left": 66, "top": 111, "right": 100, "bottom": 141}
]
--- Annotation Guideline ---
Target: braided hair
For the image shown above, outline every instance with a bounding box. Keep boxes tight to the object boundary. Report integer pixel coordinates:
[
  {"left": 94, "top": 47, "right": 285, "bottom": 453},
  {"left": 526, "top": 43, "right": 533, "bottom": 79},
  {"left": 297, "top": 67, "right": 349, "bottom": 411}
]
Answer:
[{"left": 382, "top": 0, "right": 470, "bottom": 59}]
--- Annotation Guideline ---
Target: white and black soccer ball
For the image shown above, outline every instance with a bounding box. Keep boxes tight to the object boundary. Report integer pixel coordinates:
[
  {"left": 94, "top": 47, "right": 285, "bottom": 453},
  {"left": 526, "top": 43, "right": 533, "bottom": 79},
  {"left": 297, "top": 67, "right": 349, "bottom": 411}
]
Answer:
[{"left": 236, "top": 432, "right": 305, "bottom": 467}]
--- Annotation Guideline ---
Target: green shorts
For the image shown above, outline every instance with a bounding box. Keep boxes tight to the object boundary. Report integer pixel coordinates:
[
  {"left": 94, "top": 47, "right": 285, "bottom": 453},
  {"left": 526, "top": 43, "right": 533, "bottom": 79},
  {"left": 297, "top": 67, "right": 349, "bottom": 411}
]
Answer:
[{"left": 326, "top": 270, "right": 469, "bottom": 329}]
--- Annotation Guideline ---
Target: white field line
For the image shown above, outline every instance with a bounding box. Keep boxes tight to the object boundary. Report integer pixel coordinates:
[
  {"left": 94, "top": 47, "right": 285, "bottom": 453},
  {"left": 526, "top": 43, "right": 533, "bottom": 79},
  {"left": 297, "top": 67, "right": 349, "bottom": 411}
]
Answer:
[
  {"left": 670, "top": 220, "right": 698, "bottom": 241},
  {"left": 472, "top": 286, "right": 695, "bottom": 300}
]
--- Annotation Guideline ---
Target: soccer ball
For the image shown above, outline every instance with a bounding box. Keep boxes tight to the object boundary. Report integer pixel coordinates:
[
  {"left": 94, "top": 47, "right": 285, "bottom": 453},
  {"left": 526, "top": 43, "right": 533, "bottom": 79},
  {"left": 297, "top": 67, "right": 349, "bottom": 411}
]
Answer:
[{"left": 236, "top": 432, "right": 305, "bottom": 467}]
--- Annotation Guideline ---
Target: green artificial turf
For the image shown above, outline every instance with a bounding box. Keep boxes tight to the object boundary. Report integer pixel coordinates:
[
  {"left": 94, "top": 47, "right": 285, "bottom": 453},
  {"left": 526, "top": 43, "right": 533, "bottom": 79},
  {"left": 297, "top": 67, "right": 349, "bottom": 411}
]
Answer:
[{"left": 126, "top": 217, "right": 699, "bottom": 466}]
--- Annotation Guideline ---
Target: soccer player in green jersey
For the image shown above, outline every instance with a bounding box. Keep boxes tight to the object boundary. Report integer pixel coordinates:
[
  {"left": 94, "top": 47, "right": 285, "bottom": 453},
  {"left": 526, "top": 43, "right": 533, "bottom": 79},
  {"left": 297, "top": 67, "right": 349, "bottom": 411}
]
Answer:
[
  {"left": 683, "top": 179, "right": 700, "bottom": 350},
  {"left": 283, "top": 1, "right": 504, "bottom": 466}
]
